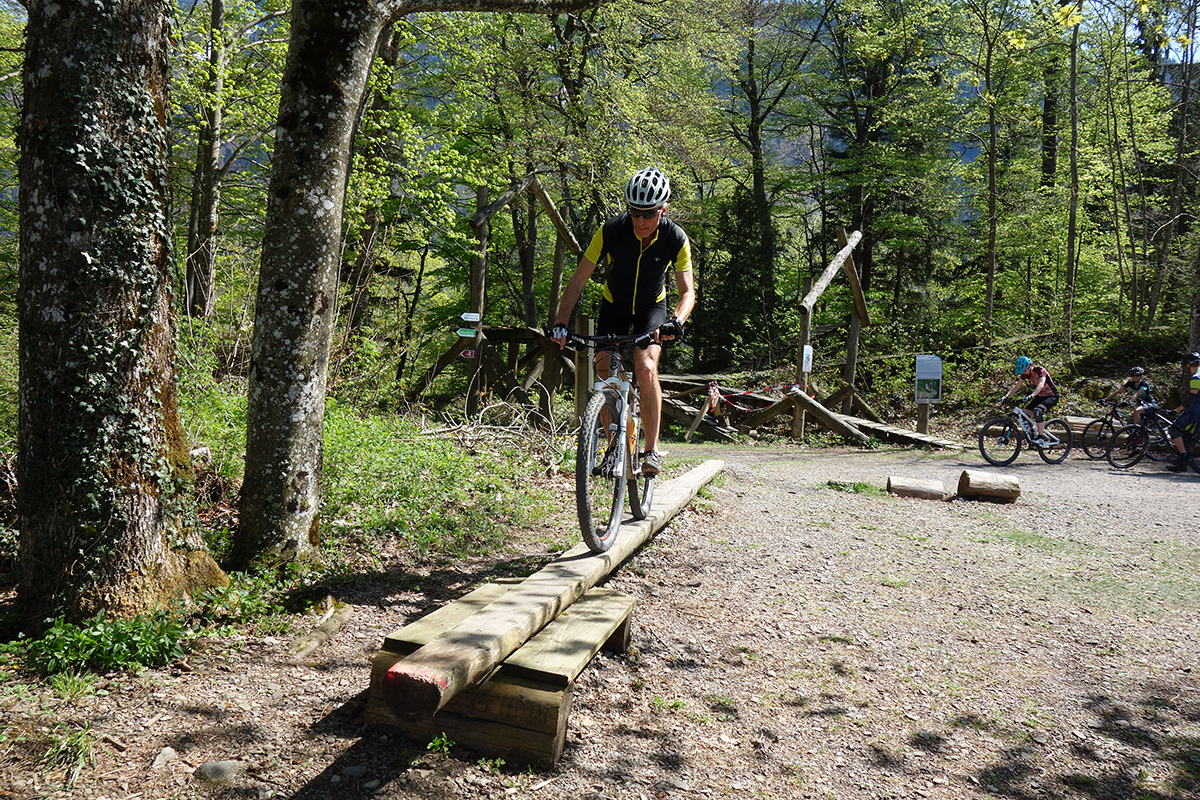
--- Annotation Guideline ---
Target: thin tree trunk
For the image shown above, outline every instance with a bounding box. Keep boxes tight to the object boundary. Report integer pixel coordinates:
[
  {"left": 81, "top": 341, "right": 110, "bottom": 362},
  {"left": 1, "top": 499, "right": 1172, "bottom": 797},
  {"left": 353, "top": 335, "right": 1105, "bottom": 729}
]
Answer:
[
  {"left": 185, "top": 0, "right": 226, "bottom": 318},
  {"left": 1064, "top": 19, "right": 1080, "bottom": 363}
]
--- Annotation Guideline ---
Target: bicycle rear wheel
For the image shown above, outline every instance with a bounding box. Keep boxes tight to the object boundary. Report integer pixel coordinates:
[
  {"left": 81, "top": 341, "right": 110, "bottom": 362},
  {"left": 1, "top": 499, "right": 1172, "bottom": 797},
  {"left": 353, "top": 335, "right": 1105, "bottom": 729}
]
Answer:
[
  {"left": 1037, "top": 418, "right": 1072, "bottom": 464},
  {"left": 1081, "top": 419, "right": 1114, "bottom": 459},
  {"left": 627, "top": 399, "right": 655, "bottom": 520},
  {"left": 979, "top": 417, "right": 1021, "bottom": 466},
  {"left": 577, "top": 391, "right": 626, "bottom": 553},
  {"left": 1107, "top": 424, "right": 1148, "bottom": 469}
]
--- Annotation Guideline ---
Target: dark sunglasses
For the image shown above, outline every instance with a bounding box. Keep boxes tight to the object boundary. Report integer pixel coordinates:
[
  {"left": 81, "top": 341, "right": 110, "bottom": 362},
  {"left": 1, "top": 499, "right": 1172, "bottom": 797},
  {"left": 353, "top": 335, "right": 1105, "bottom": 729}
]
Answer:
[{"left": 628, "top": 207, "right": 662, "bottom": 219}]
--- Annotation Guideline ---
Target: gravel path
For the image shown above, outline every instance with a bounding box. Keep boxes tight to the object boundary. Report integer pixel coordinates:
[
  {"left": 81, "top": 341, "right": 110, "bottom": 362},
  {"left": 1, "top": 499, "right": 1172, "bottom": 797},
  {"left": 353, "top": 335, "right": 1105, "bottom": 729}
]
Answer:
[{"left": 3, "top": 442, "right": 1199, "bottom": 800}]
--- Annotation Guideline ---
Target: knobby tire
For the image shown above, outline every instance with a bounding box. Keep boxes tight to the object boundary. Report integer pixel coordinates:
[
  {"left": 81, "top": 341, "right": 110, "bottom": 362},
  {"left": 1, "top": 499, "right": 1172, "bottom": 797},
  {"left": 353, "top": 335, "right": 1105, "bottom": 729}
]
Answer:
[
  {"left": 1037, "top": 419, "right": 1073, "bottom": 464},
  {"left": 577, "top": 391, "right": 626, "bottom": 553},
  {"left": 1107, "top": 424, "right": 1148, "bottom": 469},
  {"left": 1081, "top": 419, "right": 1114, "bottom": 459},
  {"left": 979, "top": 417, "right": 1021, "bottom": 466},
  {"left": 627, "top": 397, "right": 655, "bottom": 520}
]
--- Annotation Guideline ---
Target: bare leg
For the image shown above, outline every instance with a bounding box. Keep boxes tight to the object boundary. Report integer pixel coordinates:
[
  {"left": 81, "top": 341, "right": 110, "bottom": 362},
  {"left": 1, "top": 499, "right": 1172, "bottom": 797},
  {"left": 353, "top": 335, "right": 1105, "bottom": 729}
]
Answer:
[{"left": 634, "top": 344, "right": 663, "bottom": 453}]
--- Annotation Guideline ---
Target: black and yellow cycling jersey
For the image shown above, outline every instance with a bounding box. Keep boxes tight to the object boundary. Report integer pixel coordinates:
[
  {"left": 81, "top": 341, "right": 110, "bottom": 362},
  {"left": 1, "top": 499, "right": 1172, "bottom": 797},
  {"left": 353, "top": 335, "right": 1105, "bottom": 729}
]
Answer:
[{"left": 583, "top": 213, "right": 692, "bottom": 314}]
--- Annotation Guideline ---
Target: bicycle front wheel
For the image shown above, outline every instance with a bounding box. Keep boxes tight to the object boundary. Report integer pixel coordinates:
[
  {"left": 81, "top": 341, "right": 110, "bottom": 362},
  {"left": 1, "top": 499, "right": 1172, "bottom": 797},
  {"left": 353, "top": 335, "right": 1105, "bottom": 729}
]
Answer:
[
  {"left": 1107, "top": 424, "right": 1148, "bottom": 469},
  {"left": 627, "top": 400, "right": 655, "bottom": 520},
  {"left": 1037, "top": 419, "right": 1072, "bottom": 464},
  {"left": 577, "top": 391, "right": 626, "bottom": 553},
  {"left": 1081, "top": 419, "right": 1114, "bottom": 459},
  {"left": 979, "top": 417, "right": 1021, "bottom": 466}
]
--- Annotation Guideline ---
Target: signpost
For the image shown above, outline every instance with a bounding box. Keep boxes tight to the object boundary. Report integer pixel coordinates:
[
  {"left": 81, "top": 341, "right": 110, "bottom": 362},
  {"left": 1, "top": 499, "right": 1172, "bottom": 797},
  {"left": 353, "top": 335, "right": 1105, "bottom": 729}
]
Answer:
[{"left": 914, "top": 354, "right": 942, "bottom": 434}]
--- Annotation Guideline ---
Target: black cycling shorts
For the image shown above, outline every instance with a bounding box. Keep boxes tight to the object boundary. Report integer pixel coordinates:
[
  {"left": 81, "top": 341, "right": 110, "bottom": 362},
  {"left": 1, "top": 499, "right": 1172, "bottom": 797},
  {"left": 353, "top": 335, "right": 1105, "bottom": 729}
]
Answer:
[{"left": 597, "top": 298, "right": 666, "bottom": 350}]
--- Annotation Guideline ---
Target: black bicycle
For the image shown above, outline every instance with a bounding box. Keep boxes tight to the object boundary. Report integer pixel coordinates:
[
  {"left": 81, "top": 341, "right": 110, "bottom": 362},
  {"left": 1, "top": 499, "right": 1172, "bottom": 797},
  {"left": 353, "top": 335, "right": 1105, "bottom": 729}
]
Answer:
[
  {"left": 1107, "top": 408, "right": 1198, "bottom": 471},
  {"left": 564, "top": 330, "right": 658, "bottom": 553},
  {"left": 1081, "top": 402, "right": 1133, "bottom": 459}
]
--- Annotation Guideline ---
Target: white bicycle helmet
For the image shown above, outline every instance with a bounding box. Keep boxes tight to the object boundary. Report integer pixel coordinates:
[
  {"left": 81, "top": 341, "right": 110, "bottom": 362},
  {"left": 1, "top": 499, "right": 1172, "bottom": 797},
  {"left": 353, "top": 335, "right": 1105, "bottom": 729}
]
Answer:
[{"left": 625, "top": 167, "right": 671, "bottom": 210}]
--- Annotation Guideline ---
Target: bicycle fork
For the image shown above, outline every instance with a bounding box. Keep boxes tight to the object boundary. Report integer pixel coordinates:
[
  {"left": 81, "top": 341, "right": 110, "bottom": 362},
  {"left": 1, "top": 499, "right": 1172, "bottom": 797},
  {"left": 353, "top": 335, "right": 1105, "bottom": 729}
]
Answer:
[{"left": 593, "top": 383, "right": 629, "bottom": 480}]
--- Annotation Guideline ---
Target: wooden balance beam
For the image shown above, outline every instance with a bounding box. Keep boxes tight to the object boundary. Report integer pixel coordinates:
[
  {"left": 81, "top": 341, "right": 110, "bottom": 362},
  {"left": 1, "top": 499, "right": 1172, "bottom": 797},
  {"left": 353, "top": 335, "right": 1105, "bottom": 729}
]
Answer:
[
  {"left": 369, "top": 460, "right": 724, "bottom": 728},
  {"left": 366, "top": 581, "right": 634, "bottom": 765}
]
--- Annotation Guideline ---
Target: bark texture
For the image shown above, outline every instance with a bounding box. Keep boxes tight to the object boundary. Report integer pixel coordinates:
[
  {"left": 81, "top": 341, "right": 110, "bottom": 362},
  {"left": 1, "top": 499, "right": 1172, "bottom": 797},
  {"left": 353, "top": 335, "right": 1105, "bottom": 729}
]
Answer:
[
  {"left": 235, "top": 0, "right": 602, "bottom": 569},
  {"left": 18, "top": 0, "right": 226, "bottom": 628}
]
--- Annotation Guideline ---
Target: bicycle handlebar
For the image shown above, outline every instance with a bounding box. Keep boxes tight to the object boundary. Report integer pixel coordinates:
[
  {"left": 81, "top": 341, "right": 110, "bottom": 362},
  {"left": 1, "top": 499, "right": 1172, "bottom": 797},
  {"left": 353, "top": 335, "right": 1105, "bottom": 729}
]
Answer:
[{"left": 555, "top": 329, "right": 661, "bottom": 350}]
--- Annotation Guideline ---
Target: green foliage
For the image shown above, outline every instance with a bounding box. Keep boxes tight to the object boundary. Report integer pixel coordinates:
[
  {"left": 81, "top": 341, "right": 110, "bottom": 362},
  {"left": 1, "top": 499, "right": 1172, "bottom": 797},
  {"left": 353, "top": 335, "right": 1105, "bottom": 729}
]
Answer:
[
  {"left": 21, "top": 611, "right": 191, "bottom": 676},
  {"left": 427, "top": 732, "right": 454, "bottom": 754},
  {"left": 192, "top": 571, "right": 288, "bottom": 624},
  {"left": 825, "top": 480, "right": 881, "bottom": 495},
  {"left": 321, "top": 403, "right": 547, "bottom": 556}
]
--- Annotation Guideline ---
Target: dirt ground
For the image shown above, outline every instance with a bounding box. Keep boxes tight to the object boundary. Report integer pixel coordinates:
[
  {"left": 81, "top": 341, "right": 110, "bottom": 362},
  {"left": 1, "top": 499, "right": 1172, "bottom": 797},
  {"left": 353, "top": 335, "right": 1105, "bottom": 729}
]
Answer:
[{"left": 3, "top": 438, "right": 1200, "bottom": 800}]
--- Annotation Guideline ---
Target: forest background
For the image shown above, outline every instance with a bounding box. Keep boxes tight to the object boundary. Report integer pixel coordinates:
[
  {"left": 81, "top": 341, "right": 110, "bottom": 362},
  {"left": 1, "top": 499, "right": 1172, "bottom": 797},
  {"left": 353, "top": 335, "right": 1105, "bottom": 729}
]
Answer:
[{"left": 0, "top": 0, "right": 1199, "bottom": 633}]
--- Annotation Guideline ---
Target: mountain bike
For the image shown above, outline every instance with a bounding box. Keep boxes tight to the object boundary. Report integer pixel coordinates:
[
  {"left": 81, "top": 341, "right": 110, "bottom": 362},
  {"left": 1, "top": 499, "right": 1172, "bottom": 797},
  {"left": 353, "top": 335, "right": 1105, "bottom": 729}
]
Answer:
[
  {"left": 564, "top": 330, "right": 658, "bottom": 554},
  {"left": 1107, "top": 409, "right": 1197, "bottom": 471},
  {"left": 1081, "top": 402, "right": 1133, "bottom": 459},
  {"left": 978, "top": 398, "right": 1073, "bottom": 466}
]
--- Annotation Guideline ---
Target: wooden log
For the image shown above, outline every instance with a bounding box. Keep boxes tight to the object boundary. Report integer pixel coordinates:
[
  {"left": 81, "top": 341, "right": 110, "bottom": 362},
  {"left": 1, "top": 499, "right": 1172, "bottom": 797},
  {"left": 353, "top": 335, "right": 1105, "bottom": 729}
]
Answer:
[
  {"left": 740, "top": 395, "right": 796, "bottom": 430},
  {"left": 956, "top": 469, "right": 1020, "bottom": 502},
  {"left": 886, "top": 476, "right": 945, "bottom": 500},
  {"left": 790, "top": 389, "right": 870, "bottom": 443},
  {"left": 380, "top": 459, "right": 724, "bottom": 722}
]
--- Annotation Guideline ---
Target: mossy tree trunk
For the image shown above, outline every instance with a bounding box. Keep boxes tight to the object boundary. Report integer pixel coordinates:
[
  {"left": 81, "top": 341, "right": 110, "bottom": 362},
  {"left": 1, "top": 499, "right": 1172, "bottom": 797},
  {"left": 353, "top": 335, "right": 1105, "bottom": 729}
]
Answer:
[
  {"left": 232, "top": 0, "right": 602, "bottom": 571},
  {"left": 17, "top": 0, "right": 227, "bottom": 630}
]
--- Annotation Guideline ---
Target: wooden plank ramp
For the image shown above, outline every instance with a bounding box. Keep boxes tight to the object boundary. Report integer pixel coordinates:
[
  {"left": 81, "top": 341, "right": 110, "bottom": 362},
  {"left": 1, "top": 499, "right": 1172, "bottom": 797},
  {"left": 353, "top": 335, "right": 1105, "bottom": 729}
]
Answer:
[
  {"left": 660, "top": 397, "right": 738, "bottom": 442},
  {"left": 364, "top": 459, "right": 725, "bottom": 765},
  {"left": 833, "top": 412, "right": 966, "bottom": 450}
]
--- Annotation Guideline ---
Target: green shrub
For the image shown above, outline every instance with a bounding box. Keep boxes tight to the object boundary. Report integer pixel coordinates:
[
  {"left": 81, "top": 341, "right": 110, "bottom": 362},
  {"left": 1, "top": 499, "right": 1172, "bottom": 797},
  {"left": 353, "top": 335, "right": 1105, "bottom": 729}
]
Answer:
[{"left": 22, "top": 611, "right": 191, "bottom": 675}]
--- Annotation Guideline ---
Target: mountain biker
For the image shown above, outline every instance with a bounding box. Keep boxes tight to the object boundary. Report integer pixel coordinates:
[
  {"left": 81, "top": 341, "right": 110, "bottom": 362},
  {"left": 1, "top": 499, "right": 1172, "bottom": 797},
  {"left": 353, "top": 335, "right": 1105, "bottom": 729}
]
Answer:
[
  {"left": 1166, "top": 352, "right": 1200, "bottom": 472},
  {"left": 1001, "top": 356, "right": 1059, "bottom": 444},
  {"left": 1102, "top": 366, "right": 1156, "bottom": 425},
  {"left": 550, "top": 167, "right": 696, "bottom": 477}
]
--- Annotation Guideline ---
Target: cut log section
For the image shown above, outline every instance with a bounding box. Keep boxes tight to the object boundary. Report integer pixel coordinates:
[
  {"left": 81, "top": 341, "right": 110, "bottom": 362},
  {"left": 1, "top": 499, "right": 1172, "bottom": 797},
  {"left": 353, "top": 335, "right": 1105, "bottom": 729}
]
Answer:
[
  {"left": 886, "top": 476, "right": 946, "bottom": 500},
  {"left": 956, "top": 469, "right": 1020, "bottom": 502}
]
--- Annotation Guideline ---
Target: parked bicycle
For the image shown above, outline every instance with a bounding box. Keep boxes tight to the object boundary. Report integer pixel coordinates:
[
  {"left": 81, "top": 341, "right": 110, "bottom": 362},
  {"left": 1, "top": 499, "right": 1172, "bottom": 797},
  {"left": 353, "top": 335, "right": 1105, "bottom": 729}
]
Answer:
[
  {"left": 563, "top": 330, "right": 658, "bottom": 553},
  {"left": 1081, "top": 402, "right": 1134, "bottom": 459},
  {"left": 978, "top": 398, "right": 1073, "bottom": 466},
  {"left": 1106, "top": 408, "right": 1196, "bottom": 471}
]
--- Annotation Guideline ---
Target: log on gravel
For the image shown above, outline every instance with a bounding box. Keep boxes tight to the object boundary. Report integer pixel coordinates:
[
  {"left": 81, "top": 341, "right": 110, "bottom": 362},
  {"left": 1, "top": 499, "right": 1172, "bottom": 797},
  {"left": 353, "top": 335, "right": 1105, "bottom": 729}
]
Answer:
[
  {"left": 380, "top": 459, "right": 725, "bottom": 722},
  {"left": 886, "top": 476, "right": 946, "bottom": 500},
  {"left": 956, "top": 470, "right": 1020, "bottom": 502}
]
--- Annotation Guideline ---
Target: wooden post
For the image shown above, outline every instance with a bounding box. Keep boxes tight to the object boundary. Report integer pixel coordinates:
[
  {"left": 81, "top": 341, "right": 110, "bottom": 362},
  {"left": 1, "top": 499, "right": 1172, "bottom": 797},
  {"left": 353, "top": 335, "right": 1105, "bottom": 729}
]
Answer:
[
  {"left": 793, "top": 278, "right": 812, "bottom": 439},
  {"left": 793, "top": 231, "right": 863, "bottom": 439},
  {"left": 837, "top": 227, "right": 866, "bottom": 415},
  {"left": 466, "top": 187, "right": 488, "bottom": 418},
  {"left": 916, "top": 402, "right": 931, "bottom": 434}
]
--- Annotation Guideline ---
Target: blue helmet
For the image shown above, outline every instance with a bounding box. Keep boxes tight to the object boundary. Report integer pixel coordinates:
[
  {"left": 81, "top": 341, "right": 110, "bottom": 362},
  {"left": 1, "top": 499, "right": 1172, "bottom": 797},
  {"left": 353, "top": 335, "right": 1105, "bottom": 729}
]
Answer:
[{"left": 1014, "top": 356, "right": 1032, "bottom": 375}]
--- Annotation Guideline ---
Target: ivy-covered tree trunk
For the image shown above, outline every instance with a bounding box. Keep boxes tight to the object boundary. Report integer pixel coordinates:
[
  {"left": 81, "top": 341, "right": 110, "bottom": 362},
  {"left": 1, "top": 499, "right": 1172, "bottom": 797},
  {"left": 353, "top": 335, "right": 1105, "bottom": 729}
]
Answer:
[
  {"left": 234, "top": 0, "right": 600, "bottom": 569},
  {"left": 17, "top": 0, "right": 226, "bottom": 629}
]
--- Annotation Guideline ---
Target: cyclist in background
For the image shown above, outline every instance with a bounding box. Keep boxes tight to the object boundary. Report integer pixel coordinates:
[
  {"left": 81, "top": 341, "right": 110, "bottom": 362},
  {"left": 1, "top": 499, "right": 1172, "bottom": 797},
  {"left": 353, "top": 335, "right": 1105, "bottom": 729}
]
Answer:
[
  {"left": 1102, "top": 366, "right": 1156, "bottom": 425},
  {"left": 550, "top": 167, "right": 695, "bottom": 477},
  {"left": 1002, "top": 356, "right": 1059, "bottom": 444},
  {"left": 1166, "top": 352, "right": 1200, "bottom": 472}
]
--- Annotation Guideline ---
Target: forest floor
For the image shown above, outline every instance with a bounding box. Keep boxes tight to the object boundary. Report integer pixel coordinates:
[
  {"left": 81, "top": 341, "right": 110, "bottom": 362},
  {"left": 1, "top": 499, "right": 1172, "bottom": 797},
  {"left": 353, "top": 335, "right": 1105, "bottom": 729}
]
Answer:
[{"left": 3, "top": 425, "right": 1200, "bottom": 800}]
